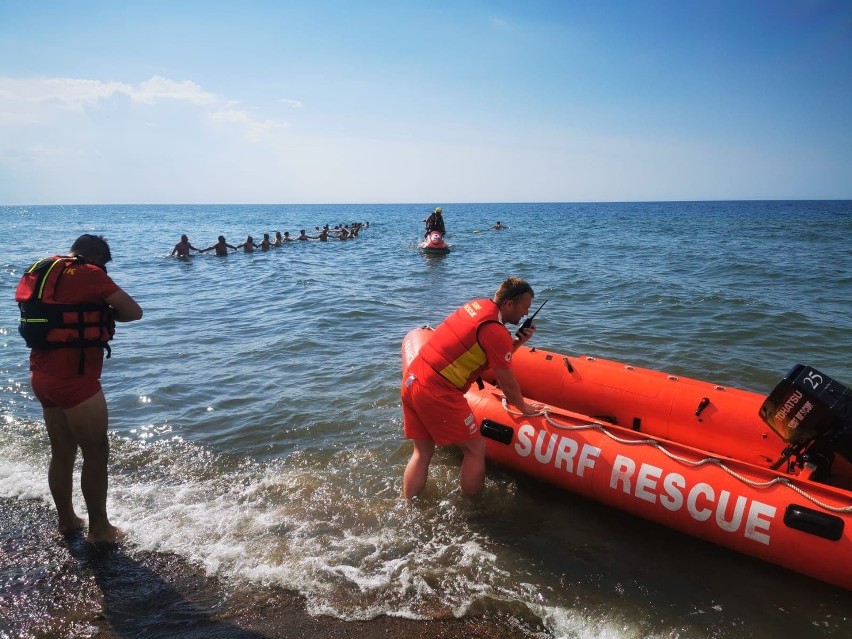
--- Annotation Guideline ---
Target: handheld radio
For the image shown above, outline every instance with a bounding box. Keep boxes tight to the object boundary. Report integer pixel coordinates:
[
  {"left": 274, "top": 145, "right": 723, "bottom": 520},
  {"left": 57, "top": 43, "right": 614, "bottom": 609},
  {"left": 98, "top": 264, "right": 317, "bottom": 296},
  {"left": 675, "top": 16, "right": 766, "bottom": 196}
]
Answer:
[{"left": 515, "top": 299, "right": 547, "bottom": 338}]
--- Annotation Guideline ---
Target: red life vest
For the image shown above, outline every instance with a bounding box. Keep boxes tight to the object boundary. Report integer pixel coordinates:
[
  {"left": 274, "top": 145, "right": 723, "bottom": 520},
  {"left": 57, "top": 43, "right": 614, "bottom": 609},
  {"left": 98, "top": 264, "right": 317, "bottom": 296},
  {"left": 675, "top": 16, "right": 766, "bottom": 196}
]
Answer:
[
  {"left": 418, "top": 298, "right": 503, "bottom": 391},
  {"left": 15, "top": 256, "right": 115, "bottom": 369}
]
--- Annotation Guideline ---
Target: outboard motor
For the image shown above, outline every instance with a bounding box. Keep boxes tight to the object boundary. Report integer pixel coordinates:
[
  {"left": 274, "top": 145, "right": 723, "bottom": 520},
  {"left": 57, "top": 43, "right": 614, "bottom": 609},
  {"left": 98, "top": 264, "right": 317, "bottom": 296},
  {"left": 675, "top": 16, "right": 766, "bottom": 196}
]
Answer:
[{"left": 760, "top": 365, "right": 852, "bottom": 479}]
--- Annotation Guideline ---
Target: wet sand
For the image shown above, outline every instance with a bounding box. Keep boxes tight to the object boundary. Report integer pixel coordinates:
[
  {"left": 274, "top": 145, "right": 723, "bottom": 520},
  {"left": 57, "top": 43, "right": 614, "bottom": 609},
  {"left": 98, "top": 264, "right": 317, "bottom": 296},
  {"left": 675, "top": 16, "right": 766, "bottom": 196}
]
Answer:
[{"left": 1, "top": 497, "right": 540, "bottom": 639}]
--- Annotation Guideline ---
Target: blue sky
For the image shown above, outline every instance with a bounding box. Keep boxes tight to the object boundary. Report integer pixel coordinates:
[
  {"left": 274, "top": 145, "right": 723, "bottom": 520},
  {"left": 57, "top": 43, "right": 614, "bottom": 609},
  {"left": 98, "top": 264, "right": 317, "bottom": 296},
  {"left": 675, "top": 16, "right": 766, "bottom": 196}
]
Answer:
[{"left": 1, "top": 0, "right": 850, "bottom": 204}]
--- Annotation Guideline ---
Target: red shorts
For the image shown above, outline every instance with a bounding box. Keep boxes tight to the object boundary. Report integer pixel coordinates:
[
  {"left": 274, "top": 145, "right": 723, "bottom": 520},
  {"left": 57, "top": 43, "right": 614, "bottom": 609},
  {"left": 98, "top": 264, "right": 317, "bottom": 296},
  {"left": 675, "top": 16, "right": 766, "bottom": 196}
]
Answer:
[
  {"left": 31, "top": 372, "right": 102, "bottom": 409},
  {"left": 401, "top": 358, "right": 478, "bottom": 446}
]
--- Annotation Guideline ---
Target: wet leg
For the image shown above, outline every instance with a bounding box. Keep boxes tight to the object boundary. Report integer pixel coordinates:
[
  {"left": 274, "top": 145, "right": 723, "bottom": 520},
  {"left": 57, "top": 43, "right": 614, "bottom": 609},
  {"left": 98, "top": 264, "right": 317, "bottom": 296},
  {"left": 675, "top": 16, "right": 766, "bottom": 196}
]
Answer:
[
  {"left": 458, "top": 436, "right": 486, "bottom": 497},
  {"left": 64, "top": 391, "right": 123, "bottom": 543},
  {"left": 403, "top": 439, "right": 435, "bottom": 499},
  {"left": 44, "top": 407, "right": 84, "bottom": 534}
]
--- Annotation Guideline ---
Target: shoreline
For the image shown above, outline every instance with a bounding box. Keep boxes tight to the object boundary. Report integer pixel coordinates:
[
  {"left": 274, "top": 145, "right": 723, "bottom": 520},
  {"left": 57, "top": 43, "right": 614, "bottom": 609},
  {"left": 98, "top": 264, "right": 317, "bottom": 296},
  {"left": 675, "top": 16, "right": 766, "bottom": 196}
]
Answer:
[{"left": 1, "top": 497, "right": 540, "bottom": 639}]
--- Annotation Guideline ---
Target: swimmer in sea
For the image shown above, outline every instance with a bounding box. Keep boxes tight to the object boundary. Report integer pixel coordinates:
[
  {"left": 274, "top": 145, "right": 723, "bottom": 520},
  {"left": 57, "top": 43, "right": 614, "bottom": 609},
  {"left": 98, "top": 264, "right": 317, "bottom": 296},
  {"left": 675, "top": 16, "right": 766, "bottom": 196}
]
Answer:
[
  {"left": 490, "top": 221, "right": 509, "bottom": 230},
  {"left": 236, "top": 235, "right": 259, "bottom": 253},
  {"left": 171, "top": 234, "right": 200, "bottom": 257},
  {"left": 259, "top": 233, "right": 272, "bottom": 251},
  {"left": 199, "top": 236, "right": 237, "bottom": 256},
  {"left": 273, "top": 231, "right": 283, "bottom": 247},
  {"left": 297, "top": 229, "right": 310, "bottom": 241}
]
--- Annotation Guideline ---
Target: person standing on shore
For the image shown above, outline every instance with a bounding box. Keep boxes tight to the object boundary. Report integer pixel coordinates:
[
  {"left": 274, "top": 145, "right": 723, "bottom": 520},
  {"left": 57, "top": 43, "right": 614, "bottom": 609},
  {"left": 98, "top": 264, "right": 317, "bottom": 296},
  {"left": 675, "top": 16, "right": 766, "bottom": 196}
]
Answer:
[
  {"left": 401, "top": 276, "right": 542, "bottom": 499},
  {"left": 15, "top": 234, "right": 143, "bottom": 543}
]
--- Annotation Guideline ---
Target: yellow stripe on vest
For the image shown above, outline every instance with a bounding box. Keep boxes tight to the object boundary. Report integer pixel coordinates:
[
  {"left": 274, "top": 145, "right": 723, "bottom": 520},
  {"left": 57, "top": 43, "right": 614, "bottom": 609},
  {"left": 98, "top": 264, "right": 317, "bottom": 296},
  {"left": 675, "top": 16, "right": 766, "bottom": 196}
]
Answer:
[{"left": 438, "top": 342, "right": 487, "bottom": 389}]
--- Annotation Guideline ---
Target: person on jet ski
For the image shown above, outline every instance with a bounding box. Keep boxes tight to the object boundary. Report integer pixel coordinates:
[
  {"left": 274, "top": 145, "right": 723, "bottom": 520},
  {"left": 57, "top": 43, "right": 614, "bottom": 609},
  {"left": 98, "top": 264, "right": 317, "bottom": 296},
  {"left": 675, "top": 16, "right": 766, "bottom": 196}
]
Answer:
[{"left": 423, "top": 207, "right": 446, "bottom": 238}]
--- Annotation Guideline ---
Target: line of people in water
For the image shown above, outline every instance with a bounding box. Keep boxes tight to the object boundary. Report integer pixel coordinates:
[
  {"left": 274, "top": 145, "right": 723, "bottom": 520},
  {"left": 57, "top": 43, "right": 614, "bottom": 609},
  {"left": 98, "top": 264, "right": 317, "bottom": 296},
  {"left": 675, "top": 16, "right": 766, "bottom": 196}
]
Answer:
[{"left": 171, "top": 223, "right": 369, "bottom": 257}]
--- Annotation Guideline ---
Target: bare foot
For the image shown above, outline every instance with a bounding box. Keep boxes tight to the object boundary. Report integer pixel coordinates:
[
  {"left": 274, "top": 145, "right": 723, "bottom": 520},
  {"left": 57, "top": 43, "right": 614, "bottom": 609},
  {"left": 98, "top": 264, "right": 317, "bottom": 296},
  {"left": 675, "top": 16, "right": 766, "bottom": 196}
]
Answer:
[
  {"left": 58, "top": 514, "right": 85, "bottom": 535},
  {"left": 86, "top": 524, "right": 126, "bottom": 545}
]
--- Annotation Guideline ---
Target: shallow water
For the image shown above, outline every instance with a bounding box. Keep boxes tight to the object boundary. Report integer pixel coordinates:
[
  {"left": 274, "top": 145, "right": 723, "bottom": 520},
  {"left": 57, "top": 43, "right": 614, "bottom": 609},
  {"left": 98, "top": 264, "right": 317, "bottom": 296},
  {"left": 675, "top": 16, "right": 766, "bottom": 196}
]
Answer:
[{"left": 1, "top": 201, "right": 851, "bottom": 638}]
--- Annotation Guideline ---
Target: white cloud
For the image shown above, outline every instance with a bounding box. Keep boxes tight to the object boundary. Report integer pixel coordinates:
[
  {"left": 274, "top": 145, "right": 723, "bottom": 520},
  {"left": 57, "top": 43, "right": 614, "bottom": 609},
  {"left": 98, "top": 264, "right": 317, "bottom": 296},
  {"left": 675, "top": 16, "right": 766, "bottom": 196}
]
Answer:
[
  {"left": 279, "top": 98, "right": 303, "bottom": 108},
  {"left": 0, "top": 75, "right": 290, "bottom": 145},
  {"left": 28, "top": 144, "right": 66, "bottom": 158},
  {"left": 133, "top": 76, "right": 217, "bottom": 105},
  {"left": 209, "top": 106, "right": 290, "bottom": 143},
  {"left": 0, "top": 77, "right": 132, "bottom": 111},
  {"left": 0, "top": 75, "right": 216, "bottom": 112}
]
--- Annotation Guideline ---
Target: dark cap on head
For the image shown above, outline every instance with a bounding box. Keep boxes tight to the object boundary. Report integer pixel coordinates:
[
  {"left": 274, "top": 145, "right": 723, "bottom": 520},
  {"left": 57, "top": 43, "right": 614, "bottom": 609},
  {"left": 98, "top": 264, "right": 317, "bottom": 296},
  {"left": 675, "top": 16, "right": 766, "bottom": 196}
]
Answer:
[{"left": 70, "top": 234, "right": 112, "bottom": 264}]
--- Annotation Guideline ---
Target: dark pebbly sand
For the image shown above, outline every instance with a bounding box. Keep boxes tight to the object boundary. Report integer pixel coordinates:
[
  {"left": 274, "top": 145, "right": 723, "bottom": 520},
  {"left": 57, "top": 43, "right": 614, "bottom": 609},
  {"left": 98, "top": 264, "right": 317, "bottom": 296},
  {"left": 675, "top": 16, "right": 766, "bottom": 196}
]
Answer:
[{"left": 1, "top": 497, "right": 542, "bottom": 639}]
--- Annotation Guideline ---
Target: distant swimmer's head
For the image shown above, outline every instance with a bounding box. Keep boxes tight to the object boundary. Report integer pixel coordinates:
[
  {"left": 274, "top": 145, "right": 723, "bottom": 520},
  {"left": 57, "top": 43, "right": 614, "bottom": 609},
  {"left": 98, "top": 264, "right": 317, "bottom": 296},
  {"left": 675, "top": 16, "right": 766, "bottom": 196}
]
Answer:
[
  {"left": 435, "top": 207, "right": 442, "bottom": 214},
  {"left": 218, "top": 235, "right": 226, "bottom": 242},
  {"left": 181, "top": 234, "right": 188, "bottom": 242}
]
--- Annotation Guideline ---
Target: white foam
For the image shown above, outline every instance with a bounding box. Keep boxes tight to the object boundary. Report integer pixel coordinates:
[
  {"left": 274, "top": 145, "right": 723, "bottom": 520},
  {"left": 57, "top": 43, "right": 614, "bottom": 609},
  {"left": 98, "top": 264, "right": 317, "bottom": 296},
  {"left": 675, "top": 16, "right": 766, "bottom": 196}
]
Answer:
[
  {"left": 0, "top": 457, "right": 51, "bottom": 501},
  {"left": 0, "top": 416, "right": 55, "bottom": 503},
  {"left": 0, "top": 424, "right": 650, "bottom": 638},
  {"left": 108, "top": 443, "right": 513, "bottom": 620}
]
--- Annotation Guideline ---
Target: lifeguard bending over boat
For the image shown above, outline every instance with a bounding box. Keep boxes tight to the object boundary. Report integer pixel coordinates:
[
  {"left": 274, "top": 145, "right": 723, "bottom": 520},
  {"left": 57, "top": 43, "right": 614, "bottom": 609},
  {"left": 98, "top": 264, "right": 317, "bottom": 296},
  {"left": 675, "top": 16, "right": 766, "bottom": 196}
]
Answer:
[{"left": 401, "top": 276, "right": 544, "bottom": 498}]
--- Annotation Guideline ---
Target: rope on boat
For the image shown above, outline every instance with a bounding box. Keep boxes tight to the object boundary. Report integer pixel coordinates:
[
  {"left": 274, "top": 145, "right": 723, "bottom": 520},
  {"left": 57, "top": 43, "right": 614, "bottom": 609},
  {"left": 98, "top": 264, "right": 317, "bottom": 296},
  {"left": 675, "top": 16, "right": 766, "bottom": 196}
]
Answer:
[{"left": 501, "top": 400, "right": 852, "bottom": 515}]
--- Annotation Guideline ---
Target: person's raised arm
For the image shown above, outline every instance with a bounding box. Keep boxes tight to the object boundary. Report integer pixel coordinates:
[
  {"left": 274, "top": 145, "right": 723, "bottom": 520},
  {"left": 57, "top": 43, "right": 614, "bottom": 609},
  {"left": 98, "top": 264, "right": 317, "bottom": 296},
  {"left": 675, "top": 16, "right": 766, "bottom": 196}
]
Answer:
[{"left": 105, "top": 289, "right": 143, "bottom": 322}]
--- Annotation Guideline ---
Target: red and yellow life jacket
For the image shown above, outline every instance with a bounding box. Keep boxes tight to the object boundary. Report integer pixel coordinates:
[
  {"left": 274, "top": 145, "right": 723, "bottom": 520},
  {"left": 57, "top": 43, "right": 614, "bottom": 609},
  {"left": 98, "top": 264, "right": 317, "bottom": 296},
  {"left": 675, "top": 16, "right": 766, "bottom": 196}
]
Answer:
[
  {"left": 418, "top": 298, "right": 502, "bottom": 391},
  {"left": 15, "top": 256, "right": 115, "bottom": 363}
]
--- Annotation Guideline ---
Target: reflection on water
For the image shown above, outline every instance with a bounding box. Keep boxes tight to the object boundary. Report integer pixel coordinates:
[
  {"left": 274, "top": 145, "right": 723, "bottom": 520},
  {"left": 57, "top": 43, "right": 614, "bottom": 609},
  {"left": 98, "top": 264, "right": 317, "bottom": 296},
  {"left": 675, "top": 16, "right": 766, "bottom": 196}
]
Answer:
[{"left": 1, "top": 202, "right": 851, "bottom": 638}]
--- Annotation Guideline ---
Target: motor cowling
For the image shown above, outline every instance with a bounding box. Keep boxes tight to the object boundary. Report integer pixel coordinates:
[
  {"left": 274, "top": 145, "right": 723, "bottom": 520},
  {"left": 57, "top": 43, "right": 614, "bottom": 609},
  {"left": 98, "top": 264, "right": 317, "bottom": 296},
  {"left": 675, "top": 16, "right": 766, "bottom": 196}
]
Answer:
[{"left": 760, "top": 365, "right": 852, "bottom": 467}]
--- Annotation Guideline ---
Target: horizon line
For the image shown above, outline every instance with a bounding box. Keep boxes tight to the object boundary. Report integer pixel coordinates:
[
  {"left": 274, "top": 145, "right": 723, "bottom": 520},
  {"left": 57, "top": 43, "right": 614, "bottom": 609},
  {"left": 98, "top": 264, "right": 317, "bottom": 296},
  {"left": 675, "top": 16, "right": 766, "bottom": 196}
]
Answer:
[{"left": 3, "top": 198, "right": 851, "bottom": 207}]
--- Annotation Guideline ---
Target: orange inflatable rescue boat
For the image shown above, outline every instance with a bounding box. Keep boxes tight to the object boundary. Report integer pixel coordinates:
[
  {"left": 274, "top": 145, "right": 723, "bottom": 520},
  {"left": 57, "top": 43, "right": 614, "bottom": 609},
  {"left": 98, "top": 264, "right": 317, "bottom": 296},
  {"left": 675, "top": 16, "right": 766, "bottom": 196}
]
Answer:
[{"left": 401, "top": 327, "right": 852, "bottom": 590}]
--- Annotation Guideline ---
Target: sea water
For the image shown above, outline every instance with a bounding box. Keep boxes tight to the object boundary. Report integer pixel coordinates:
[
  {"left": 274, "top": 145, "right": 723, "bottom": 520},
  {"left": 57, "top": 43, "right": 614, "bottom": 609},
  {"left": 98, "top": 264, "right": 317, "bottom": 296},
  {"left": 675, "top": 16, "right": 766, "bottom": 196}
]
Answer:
[{"left": 1, "top": 201, "right": 850, "bottom": 638}]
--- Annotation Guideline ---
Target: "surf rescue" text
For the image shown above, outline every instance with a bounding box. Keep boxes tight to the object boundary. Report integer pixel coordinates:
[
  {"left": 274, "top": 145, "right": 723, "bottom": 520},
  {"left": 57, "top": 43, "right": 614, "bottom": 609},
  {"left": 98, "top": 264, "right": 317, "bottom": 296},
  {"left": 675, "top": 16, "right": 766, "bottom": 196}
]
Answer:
[{"left": 513, "top": 424, "right": 777, "bottom": 544}]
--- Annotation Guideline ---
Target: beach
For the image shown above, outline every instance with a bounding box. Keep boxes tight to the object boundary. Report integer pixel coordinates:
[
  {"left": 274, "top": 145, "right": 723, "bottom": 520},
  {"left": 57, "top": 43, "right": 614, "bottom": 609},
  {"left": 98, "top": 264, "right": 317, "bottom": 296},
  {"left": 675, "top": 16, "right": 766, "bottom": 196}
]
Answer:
[{"left": 2, "top": 497, "right": 538, "bottom": 639}]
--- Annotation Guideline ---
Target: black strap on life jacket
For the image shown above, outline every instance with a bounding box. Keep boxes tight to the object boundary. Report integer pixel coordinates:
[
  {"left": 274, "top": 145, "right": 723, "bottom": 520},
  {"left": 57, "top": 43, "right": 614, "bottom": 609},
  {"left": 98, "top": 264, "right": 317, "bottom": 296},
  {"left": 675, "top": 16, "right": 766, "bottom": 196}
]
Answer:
[{"left": 17, "top": 257, "right": 114, "bottom": 374}]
